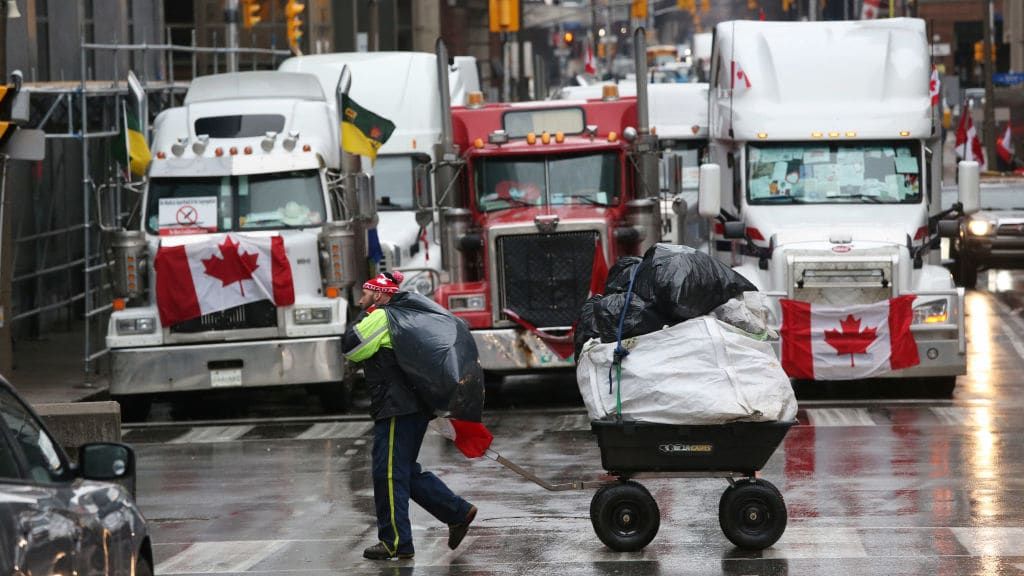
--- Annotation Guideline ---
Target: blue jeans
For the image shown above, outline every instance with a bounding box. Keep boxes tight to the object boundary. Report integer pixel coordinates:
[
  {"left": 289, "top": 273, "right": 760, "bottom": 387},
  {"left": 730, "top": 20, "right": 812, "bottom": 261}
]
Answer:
[{"left": 372, "top": 412, "right": 473, "bottom": 555}]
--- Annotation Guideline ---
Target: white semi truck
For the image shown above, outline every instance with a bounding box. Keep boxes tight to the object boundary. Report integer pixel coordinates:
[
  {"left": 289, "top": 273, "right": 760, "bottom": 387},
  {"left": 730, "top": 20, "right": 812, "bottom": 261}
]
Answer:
[
  {"left": 697, "top": 19, "right": 980, "bottom": 394},
  {"left": 104, "top": 71, "right": 376, "bottom": 419},
  {"left": 279, "top": 52, "right": 481, "bottom": 296}
]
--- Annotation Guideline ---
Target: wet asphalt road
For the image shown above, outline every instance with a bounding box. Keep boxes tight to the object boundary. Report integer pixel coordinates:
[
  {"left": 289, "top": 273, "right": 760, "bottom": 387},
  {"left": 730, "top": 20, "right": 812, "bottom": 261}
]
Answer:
[{"left": 126, "top": 271, "right": 1024, "bottom": 575}]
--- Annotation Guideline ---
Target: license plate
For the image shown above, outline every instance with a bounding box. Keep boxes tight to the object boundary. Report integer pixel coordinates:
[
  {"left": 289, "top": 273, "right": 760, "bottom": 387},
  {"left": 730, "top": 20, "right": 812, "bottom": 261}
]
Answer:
[{"left": 210, "top": 368, "right": 243, "bottom": 388}]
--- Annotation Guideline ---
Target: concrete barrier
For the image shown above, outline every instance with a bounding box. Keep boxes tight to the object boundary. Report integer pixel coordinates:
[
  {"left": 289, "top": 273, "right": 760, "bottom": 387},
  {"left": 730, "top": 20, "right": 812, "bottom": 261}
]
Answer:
[{"left": 35, "top": 401, "right": 122, "bottom": 461}]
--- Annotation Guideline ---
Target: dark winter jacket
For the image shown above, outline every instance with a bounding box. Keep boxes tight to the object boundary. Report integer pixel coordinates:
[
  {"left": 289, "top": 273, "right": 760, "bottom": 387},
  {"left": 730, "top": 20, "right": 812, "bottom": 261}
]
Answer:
[{"left": 342, "top": 306, "right": 423, "bottom": 421}]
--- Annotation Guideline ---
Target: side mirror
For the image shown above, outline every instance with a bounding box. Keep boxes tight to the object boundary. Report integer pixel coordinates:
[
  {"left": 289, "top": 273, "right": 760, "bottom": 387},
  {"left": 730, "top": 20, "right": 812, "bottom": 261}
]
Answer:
[
  {"left": 958, "top": 161, "right": 980, "bottom": 215},
  {"left": 414, "top": 162, "right": 433, "bottom": 210},
  {"left": 937, "top": 219, "right": 960, "bottom": 238},
  {"left": 697, "top": 163, "right": 721, "bottom": 219},
  {"left": 668, "top": 154, "right": 684, "bottom": 197},
  {"left": 79, "top": 442, "right": 136, "bottom": 496},
  {"left": 724, "top": 221, "right": 746, "bottom": 239}
]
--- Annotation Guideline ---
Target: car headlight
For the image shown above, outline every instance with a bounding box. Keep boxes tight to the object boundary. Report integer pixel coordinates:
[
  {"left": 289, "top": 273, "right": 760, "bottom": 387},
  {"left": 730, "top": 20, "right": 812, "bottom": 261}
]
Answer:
[
  {"left": 293, "top": 307, "right": 332, "bottom": 324},
  {"left": 404, "top": 274, "right": 435, "bottom": 296},
  {"left": 968, "top": 219, "right": 992, "bottom": 236},
  {"left": 116, "top": 317, "right": 156, "bottom": 335},
  {"left": 448, "top": 294, "right": 486, "bottom": 312},
  {"left": 912, "top": 299, "right": 948, "bottom": 324}
]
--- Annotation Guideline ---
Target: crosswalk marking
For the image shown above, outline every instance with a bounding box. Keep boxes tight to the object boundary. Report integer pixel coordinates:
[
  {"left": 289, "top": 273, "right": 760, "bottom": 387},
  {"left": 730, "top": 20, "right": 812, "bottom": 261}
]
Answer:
[
  {"left": 805, "top": 408, "right": 876, "bottom": 427},
  {"left": 156, "top": 540, "right": 287, "bottom": 574},
  {"left": 951, "top": 527, "right": 1024, "bottom": 557},
  {"left": 168, "top": 425, "right": 254, "bottom": 444},
  {"left": 296, "top": 421, "right": 372, "bottom": 440}
]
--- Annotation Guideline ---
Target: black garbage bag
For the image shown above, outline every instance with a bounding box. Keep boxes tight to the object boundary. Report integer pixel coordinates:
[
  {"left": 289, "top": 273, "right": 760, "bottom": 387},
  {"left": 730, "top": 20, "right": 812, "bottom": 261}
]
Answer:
[
  {"left": 593, "top": 292, "right": 668, "bottom": 343},
  {"left": 637, "top": 243, "right": 756, "bottom": 323},
  {"left": 604, "top": 256, "right": 643, "bottom": 294},
  {"left": 574, "top": 295, "right": 602, "bottom": 359},
  {"left": 383, "top": 292, "right": 485, "bottom": 422}
]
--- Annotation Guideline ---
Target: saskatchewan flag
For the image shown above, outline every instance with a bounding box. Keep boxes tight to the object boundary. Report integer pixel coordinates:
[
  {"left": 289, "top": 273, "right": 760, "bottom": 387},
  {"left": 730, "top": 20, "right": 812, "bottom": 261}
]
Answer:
[
  {"left": 113, "top": 110, "right": 151, "bottom": 177},
  {"left": 341, "top": 94, "right": 395, "bottom": 160}
]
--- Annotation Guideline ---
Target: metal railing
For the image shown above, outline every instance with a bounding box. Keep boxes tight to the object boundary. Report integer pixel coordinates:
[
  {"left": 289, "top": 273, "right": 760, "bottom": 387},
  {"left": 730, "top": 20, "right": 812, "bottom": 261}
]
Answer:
[{"left": 12, "top": 35, "right": 292, "bottom": 376}]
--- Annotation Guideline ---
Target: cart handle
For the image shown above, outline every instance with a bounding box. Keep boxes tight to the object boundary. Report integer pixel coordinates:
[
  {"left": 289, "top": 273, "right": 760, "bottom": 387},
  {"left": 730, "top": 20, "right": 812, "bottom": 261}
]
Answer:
[{"left": 485, "top": 450, "right": 608, "bottom": 492}]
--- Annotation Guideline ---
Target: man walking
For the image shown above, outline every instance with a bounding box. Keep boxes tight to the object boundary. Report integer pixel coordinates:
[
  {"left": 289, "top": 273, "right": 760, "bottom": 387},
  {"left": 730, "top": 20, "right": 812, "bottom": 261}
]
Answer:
[{"left": 343, "top": 271, "right": 478, "bottom": 561}]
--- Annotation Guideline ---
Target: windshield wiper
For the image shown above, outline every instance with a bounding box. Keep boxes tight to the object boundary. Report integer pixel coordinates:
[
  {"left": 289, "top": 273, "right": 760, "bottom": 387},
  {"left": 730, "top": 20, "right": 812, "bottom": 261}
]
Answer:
[
  {"left": 561, "top": 194, "right": 603, "bottom": 206},
  {"left": 843, "top": 194, "right": 883, "bottom": 204},
  {"left": 754, "top": 195, "right": 798, "bottom": 203}
]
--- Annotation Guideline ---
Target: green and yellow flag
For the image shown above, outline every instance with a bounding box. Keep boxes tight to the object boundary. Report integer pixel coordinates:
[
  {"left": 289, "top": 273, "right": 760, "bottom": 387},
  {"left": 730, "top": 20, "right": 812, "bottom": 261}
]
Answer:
[
  {"left": 113, "top": 110, "right": 151, "bottom": 177},
  {"left": 340, "top": 94, "right": 395, "bottom": 160}
]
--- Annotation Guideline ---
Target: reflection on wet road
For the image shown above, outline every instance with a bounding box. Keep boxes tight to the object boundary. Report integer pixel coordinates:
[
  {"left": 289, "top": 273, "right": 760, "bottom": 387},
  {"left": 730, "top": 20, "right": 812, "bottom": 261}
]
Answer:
[{"left": 132, "top": 271, "right": 1024, "bottom": 575}]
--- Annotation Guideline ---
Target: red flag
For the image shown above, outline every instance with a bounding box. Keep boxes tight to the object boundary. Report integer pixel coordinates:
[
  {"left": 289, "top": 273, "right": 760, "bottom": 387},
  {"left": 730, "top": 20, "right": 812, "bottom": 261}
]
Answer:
[
  {"left": 589, "top": 238, "right": 608, "bottom": 296},
  {"left": 780, "top": 296, "right": 919, "bottom": 380},
  {"left": 955, "top": 110, "right": 985, "bottom": 166},
  {"left": 585, "top": 44, "right": 596, "bottom": 75},
  {"left": 861, "top": 0, "right": 881, "bottom": 19},
  {"left": 997, "top": 124, "right": 1015, "bottom": 164},
  {"left": 431, "top": 418, "right": 494, "bottom": 459},
  {"left": 155, "top": 234, "right": 295, "bottom": 326},
  {"left": 929, "top": 67, "right": 941, "bottom": 107}
]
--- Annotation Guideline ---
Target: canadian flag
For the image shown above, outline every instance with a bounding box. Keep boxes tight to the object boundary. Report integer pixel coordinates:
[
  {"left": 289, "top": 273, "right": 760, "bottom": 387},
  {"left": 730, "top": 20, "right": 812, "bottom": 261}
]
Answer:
[
  {"left": 730, "top": 60, "right": 751, "bottom": 95},
  {"left": 585, "top": 44, "right": 597, "bottom": 75},
  {"left": 430, "top": 418, "right": 494, "bottom": 459},
  {"left": 929, "top": 67, "right": 941, "bottom": 107},
  {"left": 956, "top": 110, "right": 986, "bottom": 167},
  {"left": 861, "top": 0, "right": 881, "bottom": 19},
  {"left": 997, "top": 124, "right": 1015, "bottom": 164},
  {"left": 780, "top": 296, "right": 920, "bottom": 380},
  {"left": 589, "top": 237, "right": 608, "bottom": 296},
  {"left": 155, "top": 234, "right": 295, "bottom": 326}
]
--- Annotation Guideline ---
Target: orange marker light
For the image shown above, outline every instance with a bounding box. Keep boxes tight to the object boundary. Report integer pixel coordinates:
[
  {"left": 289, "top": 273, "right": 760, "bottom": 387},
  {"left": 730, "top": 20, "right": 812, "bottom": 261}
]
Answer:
[
  {"left": 244, "top": 146, "right": 253, "bottom": 155},
  {"left": 112, "top": 298, "right": 126, "bottom": 311},
  {"left": 473, "top": 138, "right": 485, "bottom": 149},
  {"left": 526, "top": 132, "right": 537, "bottom": 145},
  {"left": 541, "top": 131, "right": 551, "bottom": 145},
  {"left": 229, "top": 146, "right": 239, "bottom": 155},
  {"left": 326, "top": 286, "right": 340, "bottom": 299},
  {"left": 555, "top": 131, "right": 565, "bottom": 143},
  {"left": 607, "top": 131, "right": 618, "bottom": 142},
  {"left": 303, "top": 144, "right": 312, "bottom": 152},
  {"left": 215, "top": 147, "right": 224, "bottom": 157}
]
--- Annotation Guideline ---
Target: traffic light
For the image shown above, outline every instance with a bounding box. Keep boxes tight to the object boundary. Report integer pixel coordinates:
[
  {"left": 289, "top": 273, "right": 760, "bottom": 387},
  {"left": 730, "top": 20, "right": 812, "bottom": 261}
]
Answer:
[
  {"left": 241, "top": 0, "right": 261, "bottom": 29},
  {"left": 782, "top": 0, "right": 793, "bottom": 11},
  {"left": 700, "top": 0, "right": 710, "bottom": 13},
  {"left": 748, "top": 0, "right": 759, "bottom": 10},
  {"left": 0, "top": 85, "right": 14, "bottom": 149},
  {"left": 973, "top": 40, "right": 996, "bottom": 62},
  {"left": 563, "top": 31, "right": 574, "bottom": 46},
  {"left": 677, "top": 0, "right": 696, "bottom": 12},
  {"left": 285, "top": 0, "right": 304, "bottom": 51},
  {"left": 631, "top": 0, "right": 647, "bottom": 19},
  {"left": 488, "top": 0, "right": 520, "bottom": 33}
]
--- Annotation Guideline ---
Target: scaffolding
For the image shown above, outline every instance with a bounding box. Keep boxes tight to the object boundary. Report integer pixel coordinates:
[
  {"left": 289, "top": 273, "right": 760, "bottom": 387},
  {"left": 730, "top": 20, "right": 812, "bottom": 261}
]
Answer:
[{"left": 15, "top": 37, "right": 292, "bottom": 377}]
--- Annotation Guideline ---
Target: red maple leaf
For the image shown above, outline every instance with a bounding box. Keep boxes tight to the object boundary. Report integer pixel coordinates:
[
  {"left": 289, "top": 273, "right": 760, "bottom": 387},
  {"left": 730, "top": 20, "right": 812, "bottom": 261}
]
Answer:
[
  {"left": 201, "top": 236, "right": 260, "bottom": 296},
  {"left": 824, "top": 314, "right": 878, "bottom": 367}
]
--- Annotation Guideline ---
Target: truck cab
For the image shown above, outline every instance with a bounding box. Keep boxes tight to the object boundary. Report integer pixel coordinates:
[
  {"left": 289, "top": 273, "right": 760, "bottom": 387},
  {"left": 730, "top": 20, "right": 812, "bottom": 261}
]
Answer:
[
  {"left": 699, "top": 19, "right": 979, "bottom": 392},
  {"left": 104, "top": 72, "right": 363, "bottom": 418}
]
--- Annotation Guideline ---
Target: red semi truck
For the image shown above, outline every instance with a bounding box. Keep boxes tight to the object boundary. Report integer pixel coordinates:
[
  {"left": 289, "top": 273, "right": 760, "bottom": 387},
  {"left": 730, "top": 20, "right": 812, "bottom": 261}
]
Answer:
[{"left": 427, "top": 35, "right": 663, "bottom": 374}]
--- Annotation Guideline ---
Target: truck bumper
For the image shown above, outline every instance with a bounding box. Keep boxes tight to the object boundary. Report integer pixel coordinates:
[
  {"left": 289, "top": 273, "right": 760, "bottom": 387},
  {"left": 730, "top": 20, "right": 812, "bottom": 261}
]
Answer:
[
  {"left": 473, "top": 329, "right": 575, "bottom": 372},
  {"left": 965, "top": 235, "right": 1024, "bottom": 267},
  {"left": 110, "top": 337, "right": 343, "bottom": 396}
]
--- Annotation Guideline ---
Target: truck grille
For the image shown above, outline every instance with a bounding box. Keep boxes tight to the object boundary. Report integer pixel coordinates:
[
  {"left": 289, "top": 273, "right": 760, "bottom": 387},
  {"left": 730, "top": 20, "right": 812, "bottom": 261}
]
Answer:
[
  {"left": 169, "top": 300, "right": 278, "bottom": 333},
  {"left": 997, "top": 223, "right": 1024, "bottom": 236},
  {"left": 498, "top": 230, "right": 598, "bottom": 328}
]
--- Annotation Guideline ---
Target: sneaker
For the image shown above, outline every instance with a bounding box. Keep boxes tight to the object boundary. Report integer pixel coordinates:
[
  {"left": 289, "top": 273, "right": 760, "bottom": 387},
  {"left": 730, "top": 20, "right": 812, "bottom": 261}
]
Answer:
[
  {"left": 363, "top": 542, "right": 414, "bottom": 561},
  {"left": 448, "top": 505, "right": 478, "bottom": 550}
]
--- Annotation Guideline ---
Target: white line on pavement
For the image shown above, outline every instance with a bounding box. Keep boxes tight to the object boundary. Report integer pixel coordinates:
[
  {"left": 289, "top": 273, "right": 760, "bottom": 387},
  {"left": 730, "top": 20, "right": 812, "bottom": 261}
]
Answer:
[
  {"left": 297, "top": 421, "right": 372, "bottom": 440},
  {"left": 156, "top": 540, "right": 287, "bottom": 574},
  {"left": 805, "top": 408, "right": 877, "bottom": 427},
  {"left": 950, "top": 527, "right": 1024, "bottom": 557},
  {"left": 998, "top": 322, "right": 1024, "bottom": 363},
  {"left": 168, "top": 425, "right": 254, "bottom": 444}
]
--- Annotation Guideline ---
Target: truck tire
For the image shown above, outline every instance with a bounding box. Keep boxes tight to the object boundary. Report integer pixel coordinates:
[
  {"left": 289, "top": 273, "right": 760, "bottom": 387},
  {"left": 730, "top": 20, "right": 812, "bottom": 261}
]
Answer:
[
  {"left": 315, "top": 379, "right": 353, "bottom": 414},
  {"left": 718, "top": 479, "right": 787, "bottom": 550},
  {"left": 958, "top": 255, "right": 978, "bottom": 290},
  {"left": 590, "top": 481, "right": 660, "bottom": 552},
  {"left": 114, "top": 395, "right": 152, "bottom": 423}
]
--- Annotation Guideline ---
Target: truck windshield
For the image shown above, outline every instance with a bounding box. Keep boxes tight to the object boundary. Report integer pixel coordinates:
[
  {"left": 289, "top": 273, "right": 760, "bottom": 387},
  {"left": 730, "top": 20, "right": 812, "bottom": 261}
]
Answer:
[
  {"left": 145, "top": 170, "right": 325, "bottom": 235},
  {"left": 747, "top": 142, "right": 923, "bottom": 205},
  {"left": 475, "top": 152, "right": 619, "bottom": 212},
  {"left": 374, "top": 155, "right": 428, "bottom": 210}
]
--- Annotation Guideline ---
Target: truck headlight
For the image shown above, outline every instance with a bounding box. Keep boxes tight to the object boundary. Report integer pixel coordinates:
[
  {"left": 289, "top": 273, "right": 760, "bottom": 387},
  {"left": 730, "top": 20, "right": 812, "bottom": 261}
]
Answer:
[
  {"left": 448, "top": 294, "right": 486, "bottom": 312},
  {"left": 968, "top": 219, "right": 992, "bottom": 236},
  {"left": 913, "top": 299, "right": 948, "bottom": 324},
  {"left": 293, "top": 307, "right": 332, "bottom": 324},
  {"left": 116, "top": 317, "right": 156, "bottom": 335},
  {"left": 404, "top": 274, "right": 434, "bottom": 296}
]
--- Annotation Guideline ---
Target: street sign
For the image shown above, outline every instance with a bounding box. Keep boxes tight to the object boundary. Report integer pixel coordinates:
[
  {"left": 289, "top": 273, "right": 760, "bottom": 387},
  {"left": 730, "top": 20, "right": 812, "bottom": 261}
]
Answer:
[
  {"left": 993, "top": 72, "right": 1024, "bottom": 87},
  {"left": 930, "top": 43, "right": 951, "bottom": 57}
]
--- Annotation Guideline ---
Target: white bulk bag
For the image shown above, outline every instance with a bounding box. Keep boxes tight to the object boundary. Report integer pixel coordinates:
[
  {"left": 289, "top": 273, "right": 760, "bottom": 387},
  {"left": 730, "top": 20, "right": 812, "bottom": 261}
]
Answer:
[{"left": 577, "top": 316, "right": 797, "bottom": 425}]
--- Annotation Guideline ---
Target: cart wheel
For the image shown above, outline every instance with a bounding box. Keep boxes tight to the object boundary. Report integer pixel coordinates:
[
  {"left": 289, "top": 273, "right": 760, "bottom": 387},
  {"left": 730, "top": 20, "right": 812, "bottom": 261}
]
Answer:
[
  {"left": 590, "top": 481, "right": 660, "bottom": 552},
  {"left": 718, "top": 479, "right": 787, "bottom": 550}
]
